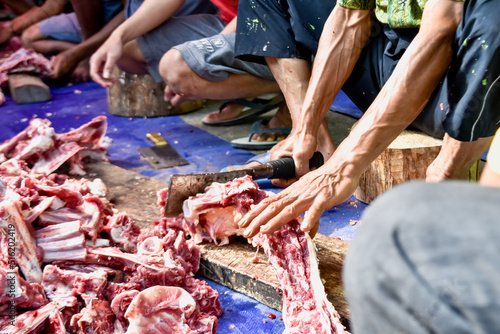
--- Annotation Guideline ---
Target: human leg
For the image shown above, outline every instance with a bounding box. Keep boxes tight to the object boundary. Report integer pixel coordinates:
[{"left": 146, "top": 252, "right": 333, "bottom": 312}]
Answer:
[
  {"left": 160, "top": 38, "right": 279, "bottom": 104},
  {"left": 233, "top": 0, "right": 337, "bottom": 157},
  {"left": 115, "top": 39, "right": 148, "bottom": 75},
  {"left": 21, "top": 13, "right": 80, "bottom": 54},
  {"left": 344, "top": 181, "right": 500, "bottom": 334}
]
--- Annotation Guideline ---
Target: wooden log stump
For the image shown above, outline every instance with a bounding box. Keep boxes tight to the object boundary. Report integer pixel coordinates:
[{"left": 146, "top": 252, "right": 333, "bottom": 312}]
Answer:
[
  {"left": 354, "top": 130, "right": 480, "bottom": 204},
  {"left": 8, "top": 73, "right": 51, "bottom": 104},
  {"left": 107, "top": 67, "right": 205, "bottom": 117}
]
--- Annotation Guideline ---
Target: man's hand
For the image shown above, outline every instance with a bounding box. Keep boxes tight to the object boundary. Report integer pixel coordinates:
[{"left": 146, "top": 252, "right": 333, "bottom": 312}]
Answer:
[
  {"left": 51, "top": 50, "right": 78, "bottom": 79},
  {"left": 270, "top": 124, "right": 335, "bottom": 187},
  {"left": 163, "top": 84, "right": 188, "bottom": 106},
  {"left": 269, "top": 130, "right": 318, "bottom": 187},
  {"left": 239, "top": 163, "right": 358, "bottom": 238},
  {"left": 0, "top": 21, "right": 13, "bottom": 45},
  {"left": 89, "top": 35, "right": 123, "bottom": 87}
]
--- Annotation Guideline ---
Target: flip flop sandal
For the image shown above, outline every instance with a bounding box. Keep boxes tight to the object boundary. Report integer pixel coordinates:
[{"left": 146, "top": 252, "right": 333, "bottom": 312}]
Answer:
[
  {"left": 231, "top": 119, "right": 291, "bottom": 150},
  {"left": 202, "top": 94, "right": 283, "bottom": 126}
]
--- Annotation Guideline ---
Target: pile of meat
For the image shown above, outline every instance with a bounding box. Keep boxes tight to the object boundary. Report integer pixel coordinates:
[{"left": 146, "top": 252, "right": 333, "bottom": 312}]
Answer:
[
  {"left": 1, "top": 115, "right": 347, "bottom": 333},
  {"left": 0, "top": 37, "right": 53, "bottom": 106},
  {"left": 0, "top": 117, "right": 222, "bottom": 333},
  {"left": 168, "top": 175, "right": 348, "bottom": 334}
]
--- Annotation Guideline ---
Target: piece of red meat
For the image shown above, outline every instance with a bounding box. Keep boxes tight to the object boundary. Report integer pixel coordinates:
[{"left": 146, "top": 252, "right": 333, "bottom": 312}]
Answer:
[
  {"left": 182, "top": 175, "right": 266, "bottom": 245},
  {"left": 252, "top": 220, "right": 349, "bottom": 334},
  {"left": 124, "top": 286, "right": 218, "bottom": 334}
]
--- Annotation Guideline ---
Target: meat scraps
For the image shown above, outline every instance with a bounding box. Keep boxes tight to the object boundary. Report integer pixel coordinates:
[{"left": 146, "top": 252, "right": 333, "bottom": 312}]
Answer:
[
  {"left": 0, "top": 38, "right": 53, "bottom": 106},
  {"left": 0, "top": 116, "right": 111, "bottom": 175},
  {"left": 0, "top": 118, "right": 221, "bottom": 333},
  {"left": 253, "top": 220, "right": 349, "bottom": 334},
  {"left": 167, "top": 174, "right": 347, "bottom": 333},
  {"left": 181, "top": 175, "right": 266, "bottom": 245}
]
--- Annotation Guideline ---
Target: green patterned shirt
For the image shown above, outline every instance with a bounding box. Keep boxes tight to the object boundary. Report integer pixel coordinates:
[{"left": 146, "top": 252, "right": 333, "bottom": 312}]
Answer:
[{"left": 337, "top": 0, "right": 464, "bottom": 28}]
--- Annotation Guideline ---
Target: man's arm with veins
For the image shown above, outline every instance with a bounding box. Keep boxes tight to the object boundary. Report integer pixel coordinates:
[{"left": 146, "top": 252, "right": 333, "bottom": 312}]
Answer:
[
  {"left": 240, "top": 0, "right": 464, "bottom": 237},
  {"left": 272, "top": 6, "right": 372, "bottom": 177}
]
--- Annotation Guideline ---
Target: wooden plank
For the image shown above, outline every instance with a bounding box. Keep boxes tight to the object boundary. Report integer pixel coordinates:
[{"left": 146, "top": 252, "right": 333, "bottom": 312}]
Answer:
[
  {"left": 84, "top": 161, "right": 350, "bottom": 320},
  {"left": 8, "top": 74, "right": 51, "bottom": 104},
  {"left": 198, "top": 235, "right": 350, "bottom": 320}
]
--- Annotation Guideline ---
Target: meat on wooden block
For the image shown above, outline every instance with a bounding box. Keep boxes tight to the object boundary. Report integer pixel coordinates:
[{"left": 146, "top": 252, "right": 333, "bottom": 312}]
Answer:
[{"left": 8, "top": 74, "right": 51, "bottom": 105}]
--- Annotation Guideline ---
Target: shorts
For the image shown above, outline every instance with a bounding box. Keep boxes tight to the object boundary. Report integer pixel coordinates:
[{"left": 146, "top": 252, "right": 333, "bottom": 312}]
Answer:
[
  {"left": 39, "top": 0, "right": 123, "bottom": 43},
  {"left": 235, "top": 0, "right": 336, "bottom": 64},
  {"left": 39, "top": 12, "right": 82, "bottom": 43},
  {"left": 175, "top": 32, "right": 275, "bottom": 82},
  {"left": 135, "top": 14, "right": 225, "bottom": 82}
]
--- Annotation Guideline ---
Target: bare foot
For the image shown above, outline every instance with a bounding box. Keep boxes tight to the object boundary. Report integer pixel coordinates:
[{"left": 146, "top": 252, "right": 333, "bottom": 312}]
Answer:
[
  {"left": 251, "top": 102, "right": 292, "bottom": 142},
  {"left": 202, "top": 102, "right": 246, "bottom": 124}
]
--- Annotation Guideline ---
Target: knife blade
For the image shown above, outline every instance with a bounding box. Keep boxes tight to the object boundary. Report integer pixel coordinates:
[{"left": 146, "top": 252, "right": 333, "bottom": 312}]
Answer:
[{"left": 164, "top": 152, "right": 324, "bottom": 217}]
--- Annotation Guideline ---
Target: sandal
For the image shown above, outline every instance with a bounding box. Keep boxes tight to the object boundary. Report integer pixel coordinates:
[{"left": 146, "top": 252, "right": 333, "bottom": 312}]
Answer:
[
  {"left": 202, "top": 94, "right": 283, "bottom": 126},
  {"left": 230, "top": 119, "right": 291, "bottom": 150}
]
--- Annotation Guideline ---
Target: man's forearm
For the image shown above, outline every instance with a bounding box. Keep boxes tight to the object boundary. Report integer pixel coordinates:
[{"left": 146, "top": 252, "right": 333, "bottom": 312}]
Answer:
[
  {"left": 327, "top": 0, "right": 464, "bottom": 179},
  {"left": 299, "top": 6, "right": 372, "bottom": 135},
  {"left": 11, "top": 0, "right": 66, "bottom": 34},
  {"left": 68, "top": 10, "right": 125, "bottom": 62}
]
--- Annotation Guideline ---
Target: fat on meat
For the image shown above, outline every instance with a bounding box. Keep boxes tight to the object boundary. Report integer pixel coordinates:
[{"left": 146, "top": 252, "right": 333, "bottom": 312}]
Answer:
[
  {"left": 253, "top": 220, "right": 349, "bottom": 334},
  {"left": 124, "top": 286, "right": 217, "bottom": 334},
  {"left": 182, "top": 175, "right": 266, "bottom": 245},
  {"left": 0, "top": 297, "right": 76, "bottom": 334},
  {"left": 0, "top": 116, "right": 111, "bottom": 176},
  {"left": 0, "top": 118, "right": 227, "bottom": 333},
  {"left": 0, "top": 199, "right": 43, "bottom": 283}
]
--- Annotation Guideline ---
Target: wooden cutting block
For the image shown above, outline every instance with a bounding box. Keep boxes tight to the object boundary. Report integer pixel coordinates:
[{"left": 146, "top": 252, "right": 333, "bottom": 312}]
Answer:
[
  {"left": 84, "top": 161, "right": 350, "bottom": 321},
  {"left": 8, "top": 73, "right": 52, "bottom": 104},
  {"left": 354, "top": 129, "right": 481, "bottom": 204},
  {"left": 107, "top": 67, "right": 205, "bottom": 117}
]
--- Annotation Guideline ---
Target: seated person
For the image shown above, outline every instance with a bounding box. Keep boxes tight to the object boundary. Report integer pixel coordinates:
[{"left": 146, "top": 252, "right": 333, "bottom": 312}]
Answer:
[
  {"left": 343, "top": 128, "right": 500, "bottom": 333},
  {"left": 237, "top": 0, "right": 498, "bottom": 237},
  {"left": 90, "top": 0, "right": 283, "bottom": 136},
  {"left": 20, "top": 0, "right": 124, "bottom": 82},
  {"left": 0, "top": 0, "right": 69, "bottom": 45}
]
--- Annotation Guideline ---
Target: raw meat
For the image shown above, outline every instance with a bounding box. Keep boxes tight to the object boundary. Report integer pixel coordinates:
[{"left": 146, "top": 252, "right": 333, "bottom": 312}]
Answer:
[
  {"left": 0, "top": 297, "right": 76, "bottom": 334},
  {"left": 182, "top": 175, "right": 266, "bottom": 245},
  {"left": 0, "top": 118, "right": 222, "bottom": 333},
  {"left": 0, "top": 198, "right": 43, "bottom": 283},
  {"left": 0, "top": 116, "right": 111, "bottom": 176},
  {"left": 252, "top": 220, "right": 348, "bottom": 334},
  {"left": 0, "top": 45, "right": 53, "bottom": 106},
  {"left": 124, "top": 286, "right": 217, "bottom": 334}
]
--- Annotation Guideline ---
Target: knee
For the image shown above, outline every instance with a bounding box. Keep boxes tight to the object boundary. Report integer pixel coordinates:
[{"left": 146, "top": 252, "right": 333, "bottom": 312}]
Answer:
[
  {"left": 21, "top": 23, "right": 41, "bottom": 49},
  {"left": 159, "top": 49, "right": 201, "bottom": 98}
]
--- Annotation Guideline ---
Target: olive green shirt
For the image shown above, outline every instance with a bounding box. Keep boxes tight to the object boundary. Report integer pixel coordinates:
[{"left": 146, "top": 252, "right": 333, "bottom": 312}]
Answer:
[{"left": 337, "top": 0, "right": 464, "bottom": 28}]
